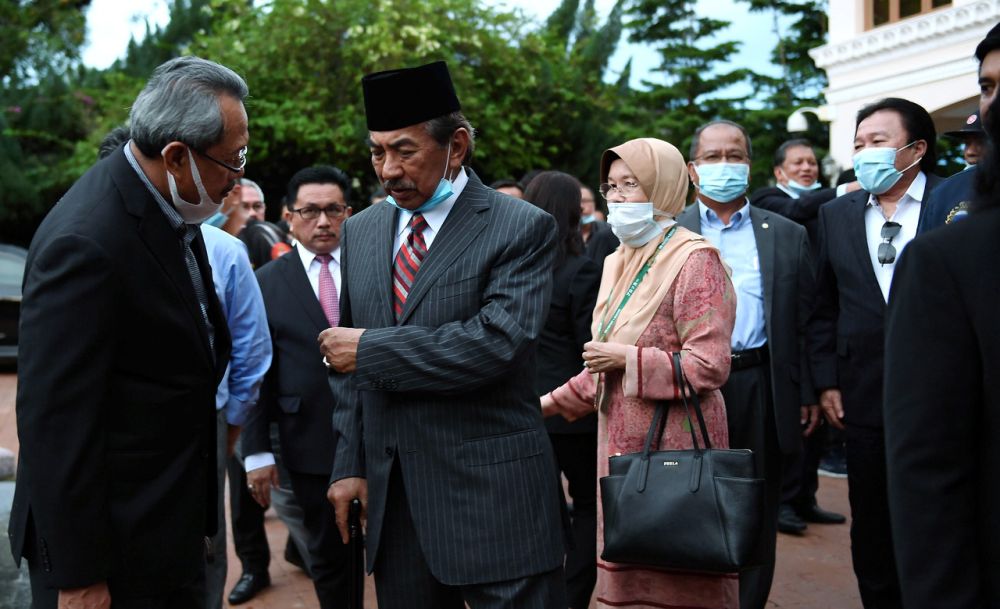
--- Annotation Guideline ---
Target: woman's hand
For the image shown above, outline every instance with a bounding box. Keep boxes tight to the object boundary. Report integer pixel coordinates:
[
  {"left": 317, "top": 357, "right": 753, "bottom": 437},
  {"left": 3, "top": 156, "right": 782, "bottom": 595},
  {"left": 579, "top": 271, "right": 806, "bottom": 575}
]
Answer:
[{"left": 582, "top": 341, "right": 628, "bottom": 373}]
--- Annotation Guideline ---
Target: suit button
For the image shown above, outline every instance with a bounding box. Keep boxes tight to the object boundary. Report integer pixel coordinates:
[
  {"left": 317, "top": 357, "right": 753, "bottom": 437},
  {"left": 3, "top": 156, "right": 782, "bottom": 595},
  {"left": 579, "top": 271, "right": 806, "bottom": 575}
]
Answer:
[{"left": 385, "top": 447, "right": 395, "bottom": 458}]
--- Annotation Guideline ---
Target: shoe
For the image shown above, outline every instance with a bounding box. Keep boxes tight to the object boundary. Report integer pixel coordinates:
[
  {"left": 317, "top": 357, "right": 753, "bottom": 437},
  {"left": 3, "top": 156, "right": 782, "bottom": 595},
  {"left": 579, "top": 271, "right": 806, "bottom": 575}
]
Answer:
[
  {"left": 228, "top": 571, "right": 270, "bottom": 605},
  {"left": 777, "top": 503, "right": 807, "bottom": 535},
  {"left": 284, "top": 537, "right": 308, "bottom": 572},
  {"left": 818, "top": 453, "right": 848, "bottom": 478},
  {"left": 797, "top": 503, "right": 847, "bottom": 524}
]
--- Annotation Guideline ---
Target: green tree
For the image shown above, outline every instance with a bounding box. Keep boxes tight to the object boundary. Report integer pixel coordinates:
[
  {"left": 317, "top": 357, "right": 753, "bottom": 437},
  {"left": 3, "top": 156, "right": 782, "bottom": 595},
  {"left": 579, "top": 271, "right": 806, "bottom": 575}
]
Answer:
[{"left": 620, "top": 0, "right": 752, "bottom": 158}]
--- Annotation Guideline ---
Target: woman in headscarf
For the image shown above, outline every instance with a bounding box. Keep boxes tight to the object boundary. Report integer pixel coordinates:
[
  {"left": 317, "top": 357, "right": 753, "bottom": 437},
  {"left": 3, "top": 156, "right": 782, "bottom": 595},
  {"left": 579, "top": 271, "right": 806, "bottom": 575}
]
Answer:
[{"left": 542, "top": 138, "right": 738, "bottom": 608}]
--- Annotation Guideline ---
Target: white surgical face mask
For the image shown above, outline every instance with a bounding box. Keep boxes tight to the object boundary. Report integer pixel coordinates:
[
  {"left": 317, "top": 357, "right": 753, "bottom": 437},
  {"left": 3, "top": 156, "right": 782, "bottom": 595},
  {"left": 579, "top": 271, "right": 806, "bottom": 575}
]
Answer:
[
  {"left": 779, "top": 169, "right": 822, "bottom": 197},
  {"left": 607, "top": 202, "right": 665, "bottom": 247},
  {"left": 164, "top": 147, "right": 224, "bottom": 224}
]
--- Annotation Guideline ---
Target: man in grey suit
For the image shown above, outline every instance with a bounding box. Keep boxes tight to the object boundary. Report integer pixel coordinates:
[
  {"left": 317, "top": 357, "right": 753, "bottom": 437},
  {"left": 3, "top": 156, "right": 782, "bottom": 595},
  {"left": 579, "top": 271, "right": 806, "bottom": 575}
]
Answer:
[
  {"left": 676, "top": 120, "right": 817, "bottom": 609},
  {"left": 319, "top": 61, "right": 566, "bottom": 609}
]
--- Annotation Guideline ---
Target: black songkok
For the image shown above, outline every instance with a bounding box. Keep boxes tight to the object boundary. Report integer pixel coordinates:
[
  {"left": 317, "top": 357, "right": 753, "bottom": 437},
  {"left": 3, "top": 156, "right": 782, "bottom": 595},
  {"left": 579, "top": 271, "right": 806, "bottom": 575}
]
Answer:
[{"left": 362, "top": 61, "right": 461, "bottom": 131}]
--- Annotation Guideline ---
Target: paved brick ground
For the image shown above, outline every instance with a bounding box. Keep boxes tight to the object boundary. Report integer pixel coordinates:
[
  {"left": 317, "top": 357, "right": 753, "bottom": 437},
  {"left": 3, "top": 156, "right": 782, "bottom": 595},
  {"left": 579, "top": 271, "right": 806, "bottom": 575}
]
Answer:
[{"left": 0, "top": 371, "right": 861, "bottom": 608}]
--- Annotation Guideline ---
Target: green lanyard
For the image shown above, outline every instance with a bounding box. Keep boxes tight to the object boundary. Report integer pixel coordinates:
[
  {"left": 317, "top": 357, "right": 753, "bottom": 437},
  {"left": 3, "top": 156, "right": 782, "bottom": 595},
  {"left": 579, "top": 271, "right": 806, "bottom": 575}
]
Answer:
[{"left": 597, "top": 225, "right": 678, "bottom": 342}]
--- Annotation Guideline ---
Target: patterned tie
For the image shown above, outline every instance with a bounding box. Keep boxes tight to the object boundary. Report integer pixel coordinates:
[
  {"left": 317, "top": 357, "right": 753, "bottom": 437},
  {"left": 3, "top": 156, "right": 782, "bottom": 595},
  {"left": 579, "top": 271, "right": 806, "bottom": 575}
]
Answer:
[
  {"left": 392, "top": 213, "right": 428, "bottom": 320},
  {"left": 316, "top": 254, "right": 340, "bottom": 327}
]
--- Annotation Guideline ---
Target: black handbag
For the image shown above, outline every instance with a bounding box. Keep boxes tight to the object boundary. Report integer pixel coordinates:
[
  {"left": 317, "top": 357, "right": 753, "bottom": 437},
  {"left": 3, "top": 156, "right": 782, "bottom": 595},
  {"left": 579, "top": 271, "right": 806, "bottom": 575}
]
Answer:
[{"left": 600, "top": 352, "right": 764, "bottom": 573}]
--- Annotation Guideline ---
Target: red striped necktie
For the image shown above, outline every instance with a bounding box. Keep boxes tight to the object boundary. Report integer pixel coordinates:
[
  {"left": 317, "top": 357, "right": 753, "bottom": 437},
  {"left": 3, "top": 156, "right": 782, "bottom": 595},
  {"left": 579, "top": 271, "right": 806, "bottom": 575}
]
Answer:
[{"left": 392, "top": 213, "right": 428, "bottom": 320}]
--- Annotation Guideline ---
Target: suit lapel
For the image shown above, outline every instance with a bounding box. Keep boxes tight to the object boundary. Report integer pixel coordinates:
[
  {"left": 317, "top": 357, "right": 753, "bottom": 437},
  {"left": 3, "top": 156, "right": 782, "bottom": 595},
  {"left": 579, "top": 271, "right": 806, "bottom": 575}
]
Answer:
[
  {"left": 749, "top": 207, "right": 776, "bottom": 325},
  {"left": 848, "top": 192, "right": 884, "bottom": 302},
  {"left": 398, "top": 175, "right": 490, "bottom": 325},
  {"left": 279, "top": 248, "right": 331, "bottom": 332},
  {"left": 113, "top": 152, "right": 214, "bottom": 366},
  {"left": 371, "top": 203, "right": 398, "bottom": 327}
]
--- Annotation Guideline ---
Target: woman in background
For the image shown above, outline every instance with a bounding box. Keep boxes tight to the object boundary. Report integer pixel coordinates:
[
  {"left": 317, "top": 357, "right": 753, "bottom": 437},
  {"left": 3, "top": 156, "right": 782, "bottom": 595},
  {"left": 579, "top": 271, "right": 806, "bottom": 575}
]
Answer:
[{"left": 525, "top": 171, "right": 602, "bottom": 609}]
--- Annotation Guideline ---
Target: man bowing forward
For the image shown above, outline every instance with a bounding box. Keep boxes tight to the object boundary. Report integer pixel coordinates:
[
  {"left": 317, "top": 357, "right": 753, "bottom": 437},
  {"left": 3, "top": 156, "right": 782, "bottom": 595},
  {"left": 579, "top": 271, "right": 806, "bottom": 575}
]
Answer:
[{"left": 320, "top": 61, "right": 566, "bottom": 609}]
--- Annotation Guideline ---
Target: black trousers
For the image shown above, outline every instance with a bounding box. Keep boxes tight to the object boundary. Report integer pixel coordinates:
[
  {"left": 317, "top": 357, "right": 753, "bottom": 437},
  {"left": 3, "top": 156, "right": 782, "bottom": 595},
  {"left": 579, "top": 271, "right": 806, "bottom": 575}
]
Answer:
[
  {"left": 226, "top": 454, "right": 270, "bottom": 574},
  {"left": 373, "top": 459, "right": 567, "bottom": 609},
  {"left": 721, "top": 363, "right": 782, "bottom": 609},
  {"left": 549, "top": 432, "right": 597, "bottom": 609},
  {"left": 780, "top": 423, "right": 822, "bottom": 507},
  {"left": 286, "top": 469, "right": 351, "bottom": 609},
  {"left": 845, "top": 424, "right": 903, "bottom": 609}
]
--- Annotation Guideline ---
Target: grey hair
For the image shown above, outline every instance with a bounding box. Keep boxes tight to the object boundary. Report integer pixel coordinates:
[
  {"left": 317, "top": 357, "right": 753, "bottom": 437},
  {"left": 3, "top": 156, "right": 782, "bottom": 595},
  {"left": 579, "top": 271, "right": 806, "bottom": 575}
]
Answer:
[
  {"left": 239, "top": 178, "right": 265, "bottom": 202},
  {"left": 129, "top": 56, "right": 249, "bottom": 159},
  {"left": 424, "top": 111, "right": 476, "bottom": 165},
  {"left": 689, "top": 119, "right": 754, "bottom": 161}
]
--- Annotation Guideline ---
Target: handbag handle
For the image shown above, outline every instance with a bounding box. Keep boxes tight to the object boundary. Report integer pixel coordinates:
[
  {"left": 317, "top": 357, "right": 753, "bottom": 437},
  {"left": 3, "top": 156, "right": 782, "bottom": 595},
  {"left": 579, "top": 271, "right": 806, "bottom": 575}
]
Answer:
[{"left": 639, "top": 351, "right": 713, "bottom": 460}]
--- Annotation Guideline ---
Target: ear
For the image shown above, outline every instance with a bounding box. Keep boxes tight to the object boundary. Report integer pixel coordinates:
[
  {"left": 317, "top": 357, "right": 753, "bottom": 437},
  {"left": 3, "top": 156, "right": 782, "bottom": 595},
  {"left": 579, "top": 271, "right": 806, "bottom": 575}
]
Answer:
[
  {"left": 161, "top": 141, "right": 189, "bottom": 178},
  {"left": 345, "top": 206, "right": 353, "bottom": 219},
  {"left": 773, "top": 166, "right": 785, "bottom": 184},
  {"left": 282, "top": 207, "right": 293, "bottom": 223},
  {"left": 450, "top": 128, "right": 471, "bottom": 167},
  {"left": 686, "top": 161, "right": 700, "bottom": 188},
  {"left": 911, "top": 139, "right": 928, "bottom": 161}
]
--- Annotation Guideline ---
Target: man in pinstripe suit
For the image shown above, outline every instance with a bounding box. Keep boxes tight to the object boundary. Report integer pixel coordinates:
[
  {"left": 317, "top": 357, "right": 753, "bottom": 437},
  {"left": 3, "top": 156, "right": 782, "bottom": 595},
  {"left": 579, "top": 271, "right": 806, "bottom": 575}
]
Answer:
[{"left": 319, "top": 61, "right": 567, "bottom": 609}]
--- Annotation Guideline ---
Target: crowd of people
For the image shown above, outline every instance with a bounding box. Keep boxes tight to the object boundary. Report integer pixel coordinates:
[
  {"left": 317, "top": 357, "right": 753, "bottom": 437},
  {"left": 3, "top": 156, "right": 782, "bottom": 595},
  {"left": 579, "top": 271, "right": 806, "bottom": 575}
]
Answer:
[{"left": 7, "top": 20, "right": 1000, "bottom": 609}]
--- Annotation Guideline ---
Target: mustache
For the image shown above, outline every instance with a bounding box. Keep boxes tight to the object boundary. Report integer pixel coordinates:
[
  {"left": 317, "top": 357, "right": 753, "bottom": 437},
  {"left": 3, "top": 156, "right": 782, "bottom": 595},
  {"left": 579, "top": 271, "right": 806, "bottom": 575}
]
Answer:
[{"left": 383, "top": 179, "right": 417, "bottom": 191}]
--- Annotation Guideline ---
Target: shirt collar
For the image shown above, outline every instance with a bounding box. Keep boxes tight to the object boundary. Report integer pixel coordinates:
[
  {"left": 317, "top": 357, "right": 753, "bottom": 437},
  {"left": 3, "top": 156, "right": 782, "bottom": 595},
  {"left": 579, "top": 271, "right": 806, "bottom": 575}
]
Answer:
[
  {"left": 295, "top": 242, "right": 341, "bottom": 272},
  {"left": 123, "top": 140, "right": 184, "bottom": 232},
  {"left": 866, "top": 171, "right": 927, "bottom": 209},
  {"left": 776, "top": 183, "right": 798, "bottom": 199},
  {"left": 698, "top": 198, "right": 751, "bottom": 228},
  {"left": 395, "top": 167, "right": 468, "bottom": 237}
]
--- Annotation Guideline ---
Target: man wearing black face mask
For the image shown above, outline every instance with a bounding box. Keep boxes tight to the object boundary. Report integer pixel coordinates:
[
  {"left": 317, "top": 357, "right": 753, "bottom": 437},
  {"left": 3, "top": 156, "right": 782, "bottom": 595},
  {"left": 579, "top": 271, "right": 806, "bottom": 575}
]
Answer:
[
  {"left": 9, "top": 56, "right": 240, "bottom": 609},
  {"left": 807, "top": 97, "right": 942, "bottom": 609}
]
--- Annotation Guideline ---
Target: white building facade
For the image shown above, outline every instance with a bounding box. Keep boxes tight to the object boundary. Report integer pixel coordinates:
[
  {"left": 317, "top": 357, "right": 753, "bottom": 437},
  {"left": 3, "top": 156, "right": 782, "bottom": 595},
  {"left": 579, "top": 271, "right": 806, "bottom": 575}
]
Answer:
[{"left": 810, "top": 0, "right": 1000, "bottom": 170}]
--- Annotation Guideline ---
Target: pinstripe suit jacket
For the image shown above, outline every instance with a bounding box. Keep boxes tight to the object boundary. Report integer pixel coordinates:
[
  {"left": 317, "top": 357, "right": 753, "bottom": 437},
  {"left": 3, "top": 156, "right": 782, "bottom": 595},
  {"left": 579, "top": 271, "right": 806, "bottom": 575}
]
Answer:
[{"left": 329, "top": 171, "right": 566, "bottom": 584}]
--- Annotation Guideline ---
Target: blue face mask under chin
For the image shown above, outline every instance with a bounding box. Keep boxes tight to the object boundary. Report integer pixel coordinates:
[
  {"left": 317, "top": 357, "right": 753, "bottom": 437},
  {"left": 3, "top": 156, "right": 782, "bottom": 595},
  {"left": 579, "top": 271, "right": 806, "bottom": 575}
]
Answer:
[{"left": 385, "top": 141, "right": 454, "bottom": 213}]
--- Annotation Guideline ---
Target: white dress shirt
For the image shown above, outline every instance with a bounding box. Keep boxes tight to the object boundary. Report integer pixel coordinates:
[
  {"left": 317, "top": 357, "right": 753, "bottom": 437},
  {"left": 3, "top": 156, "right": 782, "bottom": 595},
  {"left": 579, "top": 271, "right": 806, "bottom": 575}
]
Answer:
[
  {"left": 393, "top": 167, "right": 469, "bottom": 256},
  {"left": 865, "top": 171, "right": 925, "bottom": 302}
]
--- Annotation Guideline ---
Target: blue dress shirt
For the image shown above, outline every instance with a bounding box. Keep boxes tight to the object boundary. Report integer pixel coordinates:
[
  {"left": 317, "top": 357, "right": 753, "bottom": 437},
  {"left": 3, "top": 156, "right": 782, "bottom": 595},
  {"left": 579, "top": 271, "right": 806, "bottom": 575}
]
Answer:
[
  {"left": 201, "top": 225, "right": 273, "bottom": 426},
  {"left": 698, "top": 200, "right": 767, "bottom": 351}
]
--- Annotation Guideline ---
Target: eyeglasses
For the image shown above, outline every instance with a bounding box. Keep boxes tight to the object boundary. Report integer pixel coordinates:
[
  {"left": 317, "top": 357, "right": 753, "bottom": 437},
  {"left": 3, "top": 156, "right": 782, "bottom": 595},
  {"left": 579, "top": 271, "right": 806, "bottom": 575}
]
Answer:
[
  {"left": 196, "top": 146, "right": 248, "bottom": 173},
  {"left": 290, "top": 204, "right": 347, "bottom": 221},
  {"left": 877, "top": 221, "right": 902, "bottom": 265},
  {"left": 599, "top": 180, "right": 642, "bottom": 200},
  {"left": 694, "top": 151, "right": 749, "bottom": 164}
]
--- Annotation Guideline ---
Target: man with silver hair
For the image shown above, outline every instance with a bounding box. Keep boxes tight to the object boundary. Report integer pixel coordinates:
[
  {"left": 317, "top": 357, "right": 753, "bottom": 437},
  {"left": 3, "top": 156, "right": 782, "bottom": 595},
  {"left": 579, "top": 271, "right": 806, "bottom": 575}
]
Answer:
[{"left": 9, "top": 56, "right": 247, "bottom": 609}]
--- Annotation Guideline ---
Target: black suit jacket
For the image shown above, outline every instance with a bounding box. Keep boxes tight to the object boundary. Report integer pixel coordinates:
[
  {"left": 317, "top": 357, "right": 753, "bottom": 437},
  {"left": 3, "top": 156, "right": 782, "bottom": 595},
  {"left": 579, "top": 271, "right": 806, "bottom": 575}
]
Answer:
[
  {"left": 583, "top": 220, "right": 619, "bottom": 266},
  {"left": 538, "top": 253, "right": 601, "bottom": 434},
  {"left": 884, "top": 206, "right": 1000, "bottom": 608},
  {"left": 243, "top": 248, "right": 337, "bottom": 476},
  {"left": 9, "top": 148, "right": 231, "bottom": 595},
  {"left": 807, "top": 174, "right": 942, "bottom": 428},
  {"left": 678, "top": 203, "right": 816, "bottom": 454},
  {"left": 329, "top": 171, "right": 565, "bottom": 583},
  {"left": 749, "top": 185, "right": 837, "bottom": 257}
]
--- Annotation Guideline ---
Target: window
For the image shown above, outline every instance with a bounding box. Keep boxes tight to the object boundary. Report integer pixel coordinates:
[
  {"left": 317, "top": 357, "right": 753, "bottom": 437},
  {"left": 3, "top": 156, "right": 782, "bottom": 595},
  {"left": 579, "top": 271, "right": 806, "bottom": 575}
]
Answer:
[{"left": 868, "top": 0, "right": 951, "bottom": 28}]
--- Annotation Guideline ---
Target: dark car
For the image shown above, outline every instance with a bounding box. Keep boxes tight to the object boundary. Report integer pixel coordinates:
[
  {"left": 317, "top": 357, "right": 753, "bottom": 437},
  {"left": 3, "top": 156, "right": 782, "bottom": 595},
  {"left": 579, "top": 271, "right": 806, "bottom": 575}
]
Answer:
[{"left": 0, "top": 244, "right": 27, "bottom": 363}]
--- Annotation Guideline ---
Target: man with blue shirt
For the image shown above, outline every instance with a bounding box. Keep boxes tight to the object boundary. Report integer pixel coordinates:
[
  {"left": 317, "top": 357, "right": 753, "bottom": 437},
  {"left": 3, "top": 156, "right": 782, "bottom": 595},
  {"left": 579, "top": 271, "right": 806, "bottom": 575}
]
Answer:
[
  {"left": 199, "top": 224, "right": 272, "bottom": 609},
  {"left": 677, "top": 120, "right": 817, "bottom": 609}
]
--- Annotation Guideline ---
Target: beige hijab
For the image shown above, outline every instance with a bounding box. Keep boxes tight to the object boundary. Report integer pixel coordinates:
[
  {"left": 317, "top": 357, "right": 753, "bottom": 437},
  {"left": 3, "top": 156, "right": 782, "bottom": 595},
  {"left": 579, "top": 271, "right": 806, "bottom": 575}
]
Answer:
[{"left": 591, "top": 138, "right": 721, "bottom": 347}]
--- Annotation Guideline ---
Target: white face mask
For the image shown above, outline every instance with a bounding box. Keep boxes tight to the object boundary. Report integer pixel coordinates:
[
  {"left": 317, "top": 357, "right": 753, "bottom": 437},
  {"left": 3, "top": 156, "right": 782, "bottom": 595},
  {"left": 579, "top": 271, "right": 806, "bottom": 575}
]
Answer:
[
  {"left": 607, "top": 202, "right": 664, "bottom": 247},
  {"left": 164, "top": 147, "right": 224, "bottom": 224}
]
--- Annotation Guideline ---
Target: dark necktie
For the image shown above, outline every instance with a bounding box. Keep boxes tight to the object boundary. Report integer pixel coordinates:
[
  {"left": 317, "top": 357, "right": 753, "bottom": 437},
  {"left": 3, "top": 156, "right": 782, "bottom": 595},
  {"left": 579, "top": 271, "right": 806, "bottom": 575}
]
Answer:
[
  {"left": 392, "top": 213, "right": 428, "bottom": 320},
  {"left": 182, "top": 226, "right": 214, "bottom": 354}
]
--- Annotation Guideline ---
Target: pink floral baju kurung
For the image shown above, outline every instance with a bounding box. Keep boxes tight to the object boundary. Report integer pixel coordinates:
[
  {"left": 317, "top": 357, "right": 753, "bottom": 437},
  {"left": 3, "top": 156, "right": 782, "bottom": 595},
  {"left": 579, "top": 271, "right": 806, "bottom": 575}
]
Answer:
[{"left": 550, "top": 248, "right": 738, "bottom": 609}]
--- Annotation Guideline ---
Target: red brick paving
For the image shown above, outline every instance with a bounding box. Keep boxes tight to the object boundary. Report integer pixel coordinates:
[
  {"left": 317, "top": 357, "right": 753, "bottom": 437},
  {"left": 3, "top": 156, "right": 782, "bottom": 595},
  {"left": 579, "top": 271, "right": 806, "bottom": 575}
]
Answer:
[{"left": 0, "top": 372, "right": 860, "bottom": 608}]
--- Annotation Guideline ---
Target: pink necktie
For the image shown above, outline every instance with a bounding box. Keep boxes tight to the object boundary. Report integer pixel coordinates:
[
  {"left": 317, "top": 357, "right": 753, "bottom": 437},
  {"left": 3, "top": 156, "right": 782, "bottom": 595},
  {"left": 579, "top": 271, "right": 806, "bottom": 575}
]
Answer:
[{"left": 316, "top": 254, "right": 340, "bottom": 327}]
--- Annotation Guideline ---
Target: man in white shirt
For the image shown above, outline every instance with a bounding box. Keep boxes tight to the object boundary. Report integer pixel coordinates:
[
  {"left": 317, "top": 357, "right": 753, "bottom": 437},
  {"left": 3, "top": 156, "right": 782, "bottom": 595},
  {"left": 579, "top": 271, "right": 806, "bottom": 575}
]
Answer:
[
  {"left": 241, "top": 165, "right": 354, "bottom": 609},
  {"left": 807, "top": 97, "right": 942, "bottom": 609}
]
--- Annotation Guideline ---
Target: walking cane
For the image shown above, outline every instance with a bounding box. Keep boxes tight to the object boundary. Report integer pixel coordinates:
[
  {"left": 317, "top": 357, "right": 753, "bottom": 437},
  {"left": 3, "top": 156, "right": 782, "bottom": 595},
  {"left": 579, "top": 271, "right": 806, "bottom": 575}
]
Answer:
[{"left": 348, "top": 498, "right": 364, "bottom": 609}]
